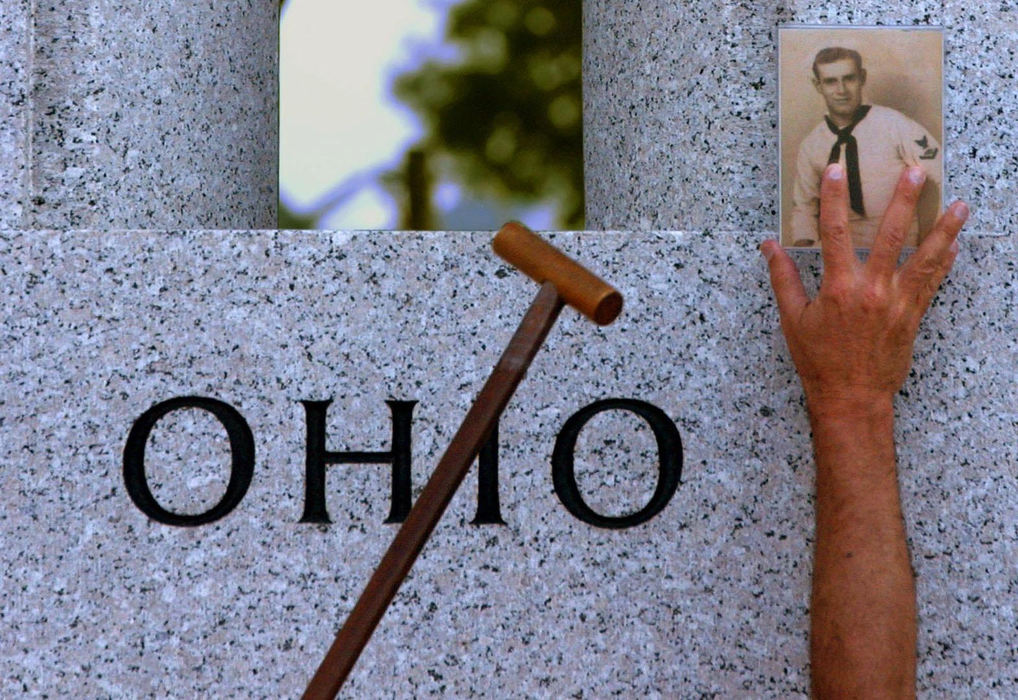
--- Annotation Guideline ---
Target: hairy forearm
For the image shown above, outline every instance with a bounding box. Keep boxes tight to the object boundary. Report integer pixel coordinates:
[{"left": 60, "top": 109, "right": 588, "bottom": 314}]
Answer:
[
  {"left": 808, "top": 396, "right": 916, "bottom": 699},
  {"left": 766, "top": 166, "right": 964, "bottom": 698}
]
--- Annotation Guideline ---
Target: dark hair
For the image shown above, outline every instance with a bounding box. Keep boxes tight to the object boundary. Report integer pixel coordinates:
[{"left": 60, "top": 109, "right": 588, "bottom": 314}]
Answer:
[{"left": 812, "top": 47, "right": 863, "bottom": 79}]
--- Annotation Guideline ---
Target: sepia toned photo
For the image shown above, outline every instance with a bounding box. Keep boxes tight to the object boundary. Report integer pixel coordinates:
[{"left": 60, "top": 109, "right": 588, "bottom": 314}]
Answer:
[{"left": 779, "top": 26, "right": 943, "bottom": 249}]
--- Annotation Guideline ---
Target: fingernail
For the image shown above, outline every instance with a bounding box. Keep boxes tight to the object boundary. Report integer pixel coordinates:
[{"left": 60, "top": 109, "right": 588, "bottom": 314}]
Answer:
[
  {"left": 950, "top": 200, "right": 970, "bottom": 222},
  {"left": 825, "top": 163, "right": 844, "bottom": 180},
  {"left": 908, "top": 166, "right": 925, "bottom": 185},
  {"left": 949, "top": 240, "right": 959, "bottom": 255},
  {"left": 760, "top": 241, "right": 776, "bottom": 262}
]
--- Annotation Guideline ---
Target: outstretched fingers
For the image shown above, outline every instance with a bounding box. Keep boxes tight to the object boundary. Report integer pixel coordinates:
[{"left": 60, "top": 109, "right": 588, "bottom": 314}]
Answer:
[
  {"left": 897, "top": 200, "right": 969, "bottom": 312},
  {"left": 867, "top": 167, "right": 926, "bottom": 278},
  {"left": 817, "top": 164, "right": 856, "bottom": 279}
]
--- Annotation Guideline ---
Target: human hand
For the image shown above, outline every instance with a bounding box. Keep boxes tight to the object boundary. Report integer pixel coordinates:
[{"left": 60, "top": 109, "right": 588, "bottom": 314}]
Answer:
[{"left": 762, "top": 164, "right": 969, "bottom": 416}]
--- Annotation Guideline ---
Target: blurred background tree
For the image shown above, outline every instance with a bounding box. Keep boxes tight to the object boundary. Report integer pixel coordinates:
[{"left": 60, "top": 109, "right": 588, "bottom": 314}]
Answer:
[
  {"left": 392, "top": 0, "right": 584, "bottom": 228},
  {"left": 278, "top": 0, "right": 583, "bottom": 230}
]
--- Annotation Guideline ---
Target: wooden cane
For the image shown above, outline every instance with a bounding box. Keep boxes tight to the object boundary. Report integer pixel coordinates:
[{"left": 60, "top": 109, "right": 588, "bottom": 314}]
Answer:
[{"left": 302, "top": 224, "right": 623, "bottom": 699}]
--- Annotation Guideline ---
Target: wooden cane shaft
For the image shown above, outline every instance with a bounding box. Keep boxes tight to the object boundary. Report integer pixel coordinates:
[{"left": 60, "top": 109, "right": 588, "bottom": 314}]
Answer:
[
  {"left": 493, "top": 222, "right": 622, "bottom": 326},
  {"left": 302, "top": 282, "right": 564, "bottom": 700}
]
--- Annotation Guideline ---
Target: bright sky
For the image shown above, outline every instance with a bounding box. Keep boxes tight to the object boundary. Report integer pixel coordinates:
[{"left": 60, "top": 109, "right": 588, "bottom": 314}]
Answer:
[
  {"left": 280, "top": 0, "right": 556, "bottom": 231},
  {"left": 279, "top": 0, "right": 448, "bottom": 229}
]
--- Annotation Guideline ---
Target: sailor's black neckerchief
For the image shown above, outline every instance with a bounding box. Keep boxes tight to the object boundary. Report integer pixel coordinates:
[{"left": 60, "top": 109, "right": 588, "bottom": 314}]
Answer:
[{"left": 825, "top": 104, "right": 871, "bottom": 216}]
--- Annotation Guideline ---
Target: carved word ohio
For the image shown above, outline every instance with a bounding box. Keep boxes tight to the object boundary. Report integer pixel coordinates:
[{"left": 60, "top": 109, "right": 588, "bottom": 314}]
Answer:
[{"left": 122, "top": 396, "right": 683, "bottom": 530}]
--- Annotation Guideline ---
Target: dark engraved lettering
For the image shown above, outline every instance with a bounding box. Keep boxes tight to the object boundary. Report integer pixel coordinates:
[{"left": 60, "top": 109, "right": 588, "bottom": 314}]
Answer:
[
  {"left": 551, "top": 398, "right": 682, "bottom": 529},
  {"left": 122, "top": 396, "right": 255, "bottom": 526},
  {"left": 471, "top": 420, "right": 506, "bottom": 525},
  {"left": 299, "top": 399, "right": 416, "bottom": 524}
]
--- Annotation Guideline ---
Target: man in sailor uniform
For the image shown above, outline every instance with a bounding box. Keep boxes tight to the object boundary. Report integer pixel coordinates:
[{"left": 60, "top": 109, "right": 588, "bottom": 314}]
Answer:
[{"left": 789, "top": 47, "right": 943, "bottom": 248}]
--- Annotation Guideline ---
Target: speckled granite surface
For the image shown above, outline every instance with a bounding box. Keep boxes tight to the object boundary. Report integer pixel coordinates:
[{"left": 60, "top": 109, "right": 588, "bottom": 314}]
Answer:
[
  {"left": 3, "top": 1, "right": 277, "bottom": 230},
  {"left": 0, "top": 0, "right": 29, "bottom": 229},
  {"left": 2, "top": 229, "right": 1015, "bottom": 697},
  {"left": 943, "top": 3, "right": 1018, "bottom": 232},
  {"left": 583, "top": 1, "right": 1011, "bottom": 236},
  {"left": 2, "top": 1, "right": 1009, "bottom": 233},
  {"left": 0, "top": 0, "right": 1015, "bottom": 695}
]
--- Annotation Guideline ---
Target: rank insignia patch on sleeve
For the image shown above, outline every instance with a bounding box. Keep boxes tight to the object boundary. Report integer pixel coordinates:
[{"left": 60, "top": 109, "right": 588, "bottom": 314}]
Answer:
[{"left": 915, "top": 135, "right": 939, "bottom": 160}]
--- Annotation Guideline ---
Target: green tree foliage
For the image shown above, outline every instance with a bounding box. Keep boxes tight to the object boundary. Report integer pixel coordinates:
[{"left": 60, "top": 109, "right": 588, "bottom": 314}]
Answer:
[{"left": 393, "top": 0, "right": 583, "bottom": 228}]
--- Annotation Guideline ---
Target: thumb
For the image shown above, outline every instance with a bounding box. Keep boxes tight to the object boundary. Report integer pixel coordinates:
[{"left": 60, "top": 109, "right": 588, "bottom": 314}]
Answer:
[{"left": 761, "top": 240, "right": 808, "bottom": 321}]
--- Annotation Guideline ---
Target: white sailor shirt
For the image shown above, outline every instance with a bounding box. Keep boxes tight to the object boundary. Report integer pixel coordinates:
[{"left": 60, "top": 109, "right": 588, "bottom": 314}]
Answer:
[{"left": 789, "top": 104, "right": 942, "bottom": 248}]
